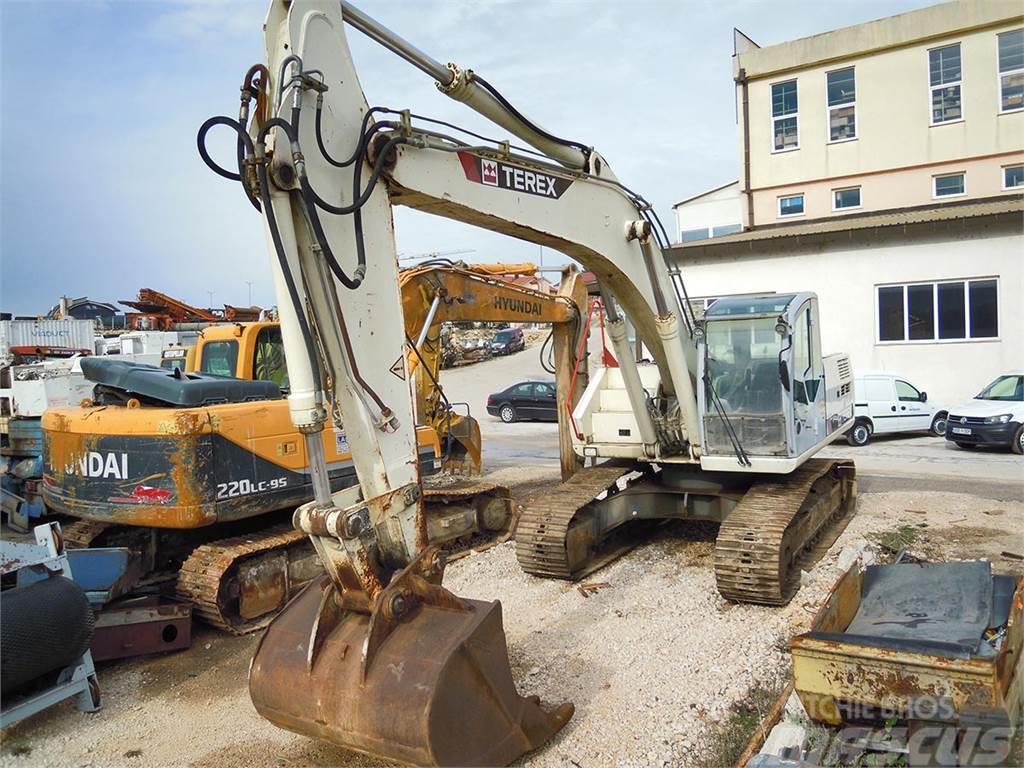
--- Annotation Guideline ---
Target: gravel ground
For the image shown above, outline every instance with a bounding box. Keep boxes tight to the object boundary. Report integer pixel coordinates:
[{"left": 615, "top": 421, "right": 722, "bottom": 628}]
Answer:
[{"left": 2, "top": 484, "right": 1021, "bottom": 768}]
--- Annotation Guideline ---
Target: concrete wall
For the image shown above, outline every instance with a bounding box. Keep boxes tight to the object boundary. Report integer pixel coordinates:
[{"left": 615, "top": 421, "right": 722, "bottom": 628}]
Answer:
[
  {"left": 736, "top": 1, "right": 1024, "bottom": 226},
  {"left": 671, "top": 221, "right": 1022, "bottom": 407}
]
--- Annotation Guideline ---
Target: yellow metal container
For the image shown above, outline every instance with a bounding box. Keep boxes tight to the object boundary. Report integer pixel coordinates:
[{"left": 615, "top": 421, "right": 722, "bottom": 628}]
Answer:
[{"left": 790, "top": 565, "right": 1023, "bottom": 726}]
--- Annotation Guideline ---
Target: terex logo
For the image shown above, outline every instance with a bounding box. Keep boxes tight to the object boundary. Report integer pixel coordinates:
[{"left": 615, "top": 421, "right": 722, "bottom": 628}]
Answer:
[
  {"left": 481, "top": 160, "right": 499, "bottom": 186},
  {"left": 65, "top": 451, "right": 129, "bottom": 480},
  {"left": 458, "top": 151, "right": 573, "bottom": 199}
]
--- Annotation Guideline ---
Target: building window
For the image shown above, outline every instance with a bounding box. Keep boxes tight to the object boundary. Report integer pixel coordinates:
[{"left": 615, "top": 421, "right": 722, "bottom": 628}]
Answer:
[
  {"left": 929, "top": 43, "right": 962, "bottom": 123},
  {"left": 778, "top": 194, "right": 804, "bottom": 217},
  {"left": 998, "top": 29, "right": 1024, "bottom": 112},
  {"left": 933, "top": 172, "right": 965, "bottom": 198},
  {"left": 712, "top": 223, "right": 742, "bottom": 237},
  {"left": 827, "top": 67, "right": 856, "bottom": 141},
  {"left": 833, "top": 187, "right": 861, "bottom": 210},
  {"left": 876, "top": 279, "right": 999, "bottom": 343},
  {"left": 1004, "top": 165, "right": 1024, "bottom": 189},
  {"left": 771, "top": 80, "right": 798, "bottom": 151},
  {"left": 681, "top": 227, "right": 709, "bottom": 242}
]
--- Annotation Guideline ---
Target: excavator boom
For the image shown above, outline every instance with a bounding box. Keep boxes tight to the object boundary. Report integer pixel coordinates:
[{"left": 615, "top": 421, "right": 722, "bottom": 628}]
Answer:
[{"left": 198, "top": 1, "right": 853, "bottom": 763}]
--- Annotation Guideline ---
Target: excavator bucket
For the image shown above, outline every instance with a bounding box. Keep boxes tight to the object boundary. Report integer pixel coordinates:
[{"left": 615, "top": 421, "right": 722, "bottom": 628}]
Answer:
[{"left": 250, "top": 569, "right": 573, "bottom": 766}]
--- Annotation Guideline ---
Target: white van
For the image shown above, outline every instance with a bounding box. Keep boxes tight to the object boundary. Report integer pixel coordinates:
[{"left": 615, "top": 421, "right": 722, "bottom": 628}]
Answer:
[{"left": 845, "top": 371, "right": 947, "bottom": 446}]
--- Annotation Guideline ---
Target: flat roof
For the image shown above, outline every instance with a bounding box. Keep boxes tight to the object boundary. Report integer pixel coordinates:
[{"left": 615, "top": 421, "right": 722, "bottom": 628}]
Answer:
[
  {"left": 735, "top": 1, "right": 1023, "bottom": 81},
  {"left": 667, "top": 195, "right": 1024, "bottom": 254}
]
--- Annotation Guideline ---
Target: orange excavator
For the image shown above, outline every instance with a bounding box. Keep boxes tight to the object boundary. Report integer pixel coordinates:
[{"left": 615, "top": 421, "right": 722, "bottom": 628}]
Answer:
[{"left": 42, "top": 265, "right": 584, "bottom": 633}]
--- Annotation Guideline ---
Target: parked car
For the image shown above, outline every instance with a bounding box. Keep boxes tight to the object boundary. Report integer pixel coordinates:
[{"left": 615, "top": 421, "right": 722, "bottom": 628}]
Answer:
[
  {"left": 845, "top": 371, "right": 947, "bottom": 446},
  {"left": 945, "top": 371, "right": 1024, "bottom": 454},
  {"left": 490, "top": 328, "right": 525, "bottom": 356},
  {"left": 486, "top": 380, "right": 558, "bottom": 423}
]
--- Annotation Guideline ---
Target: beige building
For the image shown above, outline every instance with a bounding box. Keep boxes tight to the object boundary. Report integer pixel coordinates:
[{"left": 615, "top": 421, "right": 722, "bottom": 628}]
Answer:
[
  {"left": 668, "top": 1, "right": 1024, "bottom": 406},
  {"left": 734, "top": 0, "right": 1023, "bottom": 228}
]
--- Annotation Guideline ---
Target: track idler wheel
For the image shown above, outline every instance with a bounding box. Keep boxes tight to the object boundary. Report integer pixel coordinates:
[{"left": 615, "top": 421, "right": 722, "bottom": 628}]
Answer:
[{"left": 249, "top": 551, "right": 572, "bottom": 766}]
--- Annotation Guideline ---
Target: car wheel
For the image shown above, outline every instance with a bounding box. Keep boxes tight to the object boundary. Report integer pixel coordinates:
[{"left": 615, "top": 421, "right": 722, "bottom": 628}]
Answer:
[
  {"left": 499, "top": 404, "right": 516, "bottom": 423},
  {"left": 1013, "top": 425, "right": 1023, "bottom": 456},
  {"left": 954, "top": 442, "right": 975, "bottom": 450},
  {"left": 846, "top": 422, "right": 871, "bottom": 447},
  {"left": 930, "top": 413, "right": 947, "bottom": 437}
]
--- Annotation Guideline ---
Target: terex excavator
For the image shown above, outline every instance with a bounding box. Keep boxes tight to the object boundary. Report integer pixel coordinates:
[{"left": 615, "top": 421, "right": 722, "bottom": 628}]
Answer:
[{"left": 198, "top": 1, "right": 855, "bottom": 763}]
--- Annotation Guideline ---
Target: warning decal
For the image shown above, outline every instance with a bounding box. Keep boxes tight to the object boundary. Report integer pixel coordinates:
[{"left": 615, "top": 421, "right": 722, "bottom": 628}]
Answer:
[{"left": 389, "top": 356, "right": 406, "bottom": 381}]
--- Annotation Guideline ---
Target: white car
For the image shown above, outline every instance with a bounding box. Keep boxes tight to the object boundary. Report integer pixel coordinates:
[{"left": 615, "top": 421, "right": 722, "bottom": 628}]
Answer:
[
  {"left": 845, "top": 371, "right": 947, "bottom": 447},
  {"left": 945, "top": 371, "right": 1024, "bottom": 455}
]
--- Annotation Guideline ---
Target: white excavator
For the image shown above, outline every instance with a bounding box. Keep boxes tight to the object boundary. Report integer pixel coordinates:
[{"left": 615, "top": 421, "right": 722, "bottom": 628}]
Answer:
[{"left": 198, "top": 1, "right": 857, "bottom": 764}]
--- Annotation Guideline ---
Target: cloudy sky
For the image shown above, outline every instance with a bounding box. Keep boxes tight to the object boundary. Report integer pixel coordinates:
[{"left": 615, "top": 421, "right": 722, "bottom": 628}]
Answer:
[{"left": 1, "top": 0, "right": 937, "bottom": 316}]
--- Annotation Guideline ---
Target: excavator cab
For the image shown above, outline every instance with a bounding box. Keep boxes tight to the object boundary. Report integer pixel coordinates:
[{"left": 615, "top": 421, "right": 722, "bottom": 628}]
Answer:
[{"left": 697, "top": 293, "right": 853, "bottom": 465}]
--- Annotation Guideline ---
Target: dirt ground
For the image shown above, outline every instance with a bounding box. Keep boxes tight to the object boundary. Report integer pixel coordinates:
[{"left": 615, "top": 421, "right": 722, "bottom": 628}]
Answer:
[{"left": 2, "top": 470, "right": 1021, "bottom": 768}]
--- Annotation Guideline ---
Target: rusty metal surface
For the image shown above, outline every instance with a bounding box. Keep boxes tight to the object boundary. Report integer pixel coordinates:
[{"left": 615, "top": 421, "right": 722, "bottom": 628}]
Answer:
[
  {"left": 176, "top": 525, "right": 320, "bottom": 634},
  {"left": 90, "top": 596, "right": 192, "bottom": 662},
  {"left": 790, "top": 566, "right": 1024, "bottom": 727},
  {"left": 250, "top": 569, "right": 573, "bottom": 766}
]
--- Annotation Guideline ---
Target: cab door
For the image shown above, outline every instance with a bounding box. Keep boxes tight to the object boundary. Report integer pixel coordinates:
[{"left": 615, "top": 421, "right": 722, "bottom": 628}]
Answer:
[
  {"left": 894, "top": 379, "right": 932, "bottom": 431},
  {"left": 790, "top": 299, "right": 825, "bottom": 455}
]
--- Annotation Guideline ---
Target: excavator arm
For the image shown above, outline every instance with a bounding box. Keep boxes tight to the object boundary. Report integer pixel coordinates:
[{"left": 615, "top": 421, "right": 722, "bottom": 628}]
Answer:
[
  {"left": 400, "top": 262, "right": 586, "bottom": 474},
  {"left": 200, "top": 1, "right": 699, "bottom": 763}
]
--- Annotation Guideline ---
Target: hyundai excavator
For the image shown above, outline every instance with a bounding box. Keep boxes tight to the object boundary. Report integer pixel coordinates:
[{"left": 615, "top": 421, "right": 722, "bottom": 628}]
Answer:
[
  {"left": 42, "top": 271, "right": 582, "bottom": 634},
  {"left": 197, "top": 1, "right": 856, "bottom": 763}
]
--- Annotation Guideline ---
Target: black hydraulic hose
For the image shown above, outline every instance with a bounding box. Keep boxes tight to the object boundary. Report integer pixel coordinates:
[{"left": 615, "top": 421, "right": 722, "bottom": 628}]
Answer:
[
  {"left": 258, "top": 114, "right": 370, "bottom": 289},
  {"left": 315, "top": 105, "right": 384, "bottom": 168},
  {"left": 470, "top": 74, "right": 592, "bottom": 161},
  {"left": 197, "top": 116, "right": 243, "bottom": 181},
  {"left": 196, "top": 116, "right": 262, "bottom": 212}
]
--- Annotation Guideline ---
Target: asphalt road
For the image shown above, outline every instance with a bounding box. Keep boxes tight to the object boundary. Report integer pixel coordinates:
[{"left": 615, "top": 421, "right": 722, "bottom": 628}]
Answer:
[{"left": 443, "top": 347, "right": 1023, "bottom": 499}]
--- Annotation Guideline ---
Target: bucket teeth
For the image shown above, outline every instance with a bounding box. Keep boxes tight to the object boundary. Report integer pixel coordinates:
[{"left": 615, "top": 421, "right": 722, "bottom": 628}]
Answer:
[{"left": 250, "top": 575, "right": 572, "bottom": 766}]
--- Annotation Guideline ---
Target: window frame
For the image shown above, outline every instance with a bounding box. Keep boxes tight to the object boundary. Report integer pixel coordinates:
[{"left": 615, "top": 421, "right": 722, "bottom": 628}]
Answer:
[
  {"left": 932, "top": 171, "right": 966, "bottom": 199},
  {"left": 874, "top": 278, "right": 1000, "bottom": 345},
  {"left": 928, "top": 42, "right": 964, "bottom": 126},
  {"left": 832, "top": 186, "right": 862, "bottom": 211},
  {"left": 825, "top": 66, "right": 857, "bottom": 143},
  {"left": 1002, "top": 164, "right": 1024, "bottom": 190},
  {"left": 997, "top": 28, "right": 1024, "bottom": 114},
  {"left": 770, "top": 79, "right": 800, "bottom": 154},
  {"left": 777, "top": 193, "right": 805, "bottom": 218}
]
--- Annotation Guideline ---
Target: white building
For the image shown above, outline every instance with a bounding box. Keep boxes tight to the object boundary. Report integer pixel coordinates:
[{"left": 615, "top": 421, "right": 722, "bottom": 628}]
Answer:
[
  {"left": 672, "top": 181, "right": 742, "bottom": 242},
  {"left": 669, "top": 1, "right": 1024, "bottom": 405}
]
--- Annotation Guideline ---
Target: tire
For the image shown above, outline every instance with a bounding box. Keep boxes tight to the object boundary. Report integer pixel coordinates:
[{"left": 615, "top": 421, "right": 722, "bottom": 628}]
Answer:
[
  {"left": 955, "top": 442, "right": 975, "bottom": 450},
  {"left": 1013, "top": 425, "right": 1023, "bottom": 455},
  {"left": 499, "top": 404, "right": 517, "bottom": 423},
  {"left": 846, "top": 422, "right": 871, "bottom": 447},
  {"left": 930, "top": 413, "right": 948, "bottom": 437}
]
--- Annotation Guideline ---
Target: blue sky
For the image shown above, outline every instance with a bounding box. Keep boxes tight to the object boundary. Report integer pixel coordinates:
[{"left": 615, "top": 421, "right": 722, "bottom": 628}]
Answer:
[{"left": 0, "top": 0, "right": 937, "bottom": 317}]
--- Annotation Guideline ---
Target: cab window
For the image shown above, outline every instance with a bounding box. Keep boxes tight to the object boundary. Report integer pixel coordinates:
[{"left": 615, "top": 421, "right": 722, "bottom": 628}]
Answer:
[
  {"left": 895, "top": 380, "right": 921, "bottom": 402},
  {"left": 534, "top": 383, "right": 555, "bottom": 397},
  {"left": 511, "top": 384, "right": 533, "bottom": 396},
  {"left": 199, "top": 341, "right": 239, "bottom": 377},
  {"left": 253, "top": 327, "right": 289, "bottom": 390}
]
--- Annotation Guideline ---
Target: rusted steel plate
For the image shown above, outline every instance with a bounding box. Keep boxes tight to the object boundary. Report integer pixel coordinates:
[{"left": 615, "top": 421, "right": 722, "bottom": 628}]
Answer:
[{"left": 250, "top": 576, "right": 572, "bottom": 766}]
